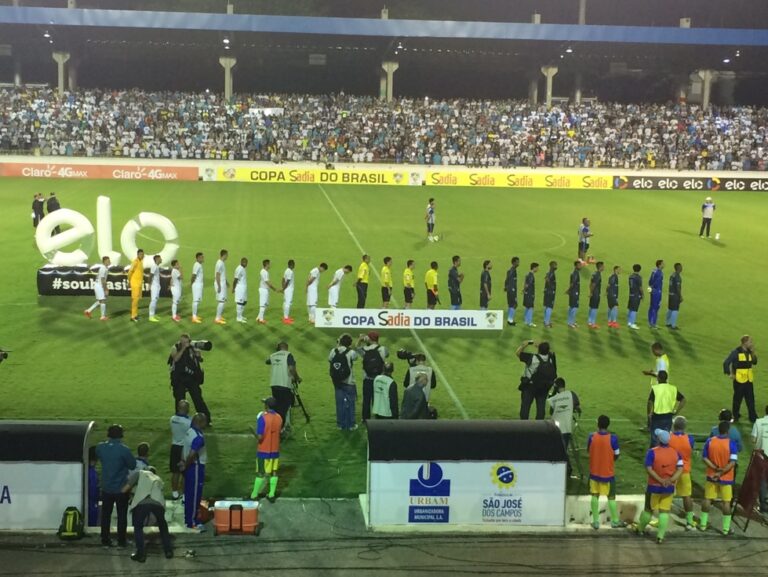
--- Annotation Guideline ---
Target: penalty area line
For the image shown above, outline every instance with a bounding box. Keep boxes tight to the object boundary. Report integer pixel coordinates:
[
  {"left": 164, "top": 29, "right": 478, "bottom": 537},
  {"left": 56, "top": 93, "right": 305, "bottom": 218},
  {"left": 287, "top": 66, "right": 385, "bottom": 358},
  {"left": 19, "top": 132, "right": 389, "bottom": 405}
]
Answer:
[{"left": 318, "top": 184, "right": 469, "bottom": 420}]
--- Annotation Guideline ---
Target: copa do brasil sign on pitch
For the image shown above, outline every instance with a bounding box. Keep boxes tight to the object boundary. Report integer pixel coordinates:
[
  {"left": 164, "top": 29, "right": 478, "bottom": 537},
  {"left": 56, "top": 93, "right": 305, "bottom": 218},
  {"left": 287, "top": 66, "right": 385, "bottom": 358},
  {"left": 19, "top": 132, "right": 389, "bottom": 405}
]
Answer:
[{"left": 35, "top": 195, "right": 179, "bottom": 267}]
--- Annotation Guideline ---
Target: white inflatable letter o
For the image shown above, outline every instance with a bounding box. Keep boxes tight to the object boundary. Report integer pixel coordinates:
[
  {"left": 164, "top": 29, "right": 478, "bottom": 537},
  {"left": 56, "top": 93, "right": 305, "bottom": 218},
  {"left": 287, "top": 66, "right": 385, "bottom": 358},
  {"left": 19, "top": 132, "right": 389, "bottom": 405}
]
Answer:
[{"left": 120, "top": 212, "right": 180, "bottom": 267}]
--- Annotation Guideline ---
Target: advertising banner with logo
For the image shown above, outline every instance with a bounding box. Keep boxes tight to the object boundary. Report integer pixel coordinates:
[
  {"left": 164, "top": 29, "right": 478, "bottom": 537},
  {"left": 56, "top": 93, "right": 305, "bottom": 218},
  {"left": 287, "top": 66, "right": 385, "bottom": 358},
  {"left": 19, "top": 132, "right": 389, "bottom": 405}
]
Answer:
[
  {"left": 217, "top": 166, "right": 421, "bottom": 186},
  {"left": 369, "top": 461, "right": 566, "bottom": 527},
  {"left": 426, "top": 171, "right": 612, "bottom": 190},
  {"left": 37, "top": 267, "right": 173, "bottom": 297},
  {"left": 314, "top": 308, "right": 504, "bottom": 330},
  {"left": 0, "top": 162, "right": 198, "bottom": 181},
  {"left": 612, "top": 175, "right": 768, "bottom": 191},
  {"left": 0, "top": 463, "right": 83, "bottom": 530}
]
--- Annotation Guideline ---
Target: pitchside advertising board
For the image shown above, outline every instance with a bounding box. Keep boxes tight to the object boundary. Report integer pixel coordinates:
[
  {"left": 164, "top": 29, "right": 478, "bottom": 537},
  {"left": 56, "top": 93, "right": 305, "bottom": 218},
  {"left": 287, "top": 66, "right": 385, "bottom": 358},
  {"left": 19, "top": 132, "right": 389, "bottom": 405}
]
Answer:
[
  {"left": 315, "top": 308, "right": 505, "bottom": 330},
  {"left": 216, "top": 166, "right": 422, "bottom": 185},
  {"left": 0, "top": 463, "right": 83, "bottom": 530},
  {"left": 612, "top": 175, "right": 768, "bottom": 191},
  {"left": 369, "top": 461, "right": 566, "bottom": 527}
]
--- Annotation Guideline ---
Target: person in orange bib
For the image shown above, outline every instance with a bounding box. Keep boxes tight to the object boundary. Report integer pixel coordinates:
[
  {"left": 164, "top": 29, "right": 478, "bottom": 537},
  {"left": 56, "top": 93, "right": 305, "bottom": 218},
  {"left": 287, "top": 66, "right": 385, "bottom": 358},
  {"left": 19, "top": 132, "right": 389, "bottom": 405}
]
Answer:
[
  {"left": 669, "top": 416, "right": 696, "bottom": 530},
  {"left": 700, "top": 420, "right": 739, "bottom": 535},
  {"left": 251, "top": 397, "right": 283, "bottom": 503},
  {"left": 127, "top": 249, "right": 145, "bottom": 322},
  {"left": 587, "top": 415, "right": 624, "bottom": 529}
]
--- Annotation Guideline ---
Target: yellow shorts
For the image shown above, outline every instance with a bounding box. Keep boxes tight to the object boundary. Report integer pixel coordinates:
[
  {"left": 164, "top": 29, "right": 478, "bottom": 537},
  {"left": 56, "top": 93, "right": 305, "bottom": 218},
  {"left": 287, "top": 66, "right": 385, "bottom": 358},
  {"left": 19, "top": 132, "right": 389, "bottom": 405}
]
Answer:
[
  {"left": 674, "top": 473, "right": 692, "bottom": 498},
  {"left": 650, "top": 493, "right": 674, "bottom": 512},
  {"left": 257, "top": 457, "right": 279, "bottom": 475},
  {"left": 589, "top": 479, "right": 615, "bottom": 497},
  {"left": 704, "top": 481, "right": 732, "bottom": 502}
]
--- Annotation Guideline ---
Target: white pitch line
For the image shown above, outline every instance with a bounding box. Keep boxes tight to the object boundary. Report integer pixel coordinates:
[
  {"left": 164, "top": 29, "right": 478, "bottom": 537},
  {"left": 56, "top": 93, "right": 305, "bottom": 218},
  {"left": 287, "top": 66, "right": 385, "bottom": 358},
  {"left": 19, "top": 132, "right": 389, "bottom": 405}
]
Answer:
[{"left": 318, "top": 184, "right": 470, "bottom": 420}]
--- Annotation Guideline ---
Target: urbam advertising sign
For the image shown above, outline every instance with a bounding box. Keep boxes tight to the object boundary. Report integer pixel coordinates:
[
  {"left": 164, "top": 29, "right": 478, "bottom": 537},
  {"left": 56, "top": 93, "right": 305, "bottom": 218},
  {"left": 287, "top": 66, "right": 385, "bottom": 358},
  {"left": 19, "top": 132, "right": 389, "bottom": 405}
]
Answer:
[
  {"left": 368, "top": 461, "right": 566, "bottom": 527},
  {"left": 314, "top": 308, "right": 504, "bottom": 330}
]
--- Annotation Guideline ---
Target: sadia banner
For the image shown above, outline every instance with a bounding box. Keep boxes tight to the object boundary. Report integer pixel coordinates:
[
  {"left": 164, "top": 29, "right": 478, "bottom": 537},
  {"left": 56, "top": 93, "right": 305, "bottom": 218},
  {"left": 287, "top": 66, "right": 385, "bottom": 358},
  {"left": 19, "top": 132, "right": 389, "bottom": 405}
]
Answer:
[
  {"left": 314, "top": 308, "right": 504, "bottom": 330},
  {"left": 368, "top": 461, "right": 566, "bottom": 527},
  {"left": 37, "top": 267, "right": 173, "bottom": 297},
  {"left": 217, "top": 166, "right": 420, "bottom": 185}
]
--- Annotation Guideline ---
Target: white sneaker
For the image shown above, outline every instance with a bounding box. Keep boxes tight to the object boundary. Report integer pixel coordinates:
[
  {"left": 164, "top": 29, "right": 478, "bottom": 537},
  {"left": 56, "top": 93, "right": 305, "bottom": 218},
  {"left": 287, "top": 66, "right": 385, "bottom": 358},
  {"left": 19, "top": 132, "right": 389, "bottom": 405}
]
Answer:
[
  {"left": 237, "top": 317, "right": 247, "bottom": 323},
  {"left": 629, "top": 323, "right": 640, "bottom": 330}
]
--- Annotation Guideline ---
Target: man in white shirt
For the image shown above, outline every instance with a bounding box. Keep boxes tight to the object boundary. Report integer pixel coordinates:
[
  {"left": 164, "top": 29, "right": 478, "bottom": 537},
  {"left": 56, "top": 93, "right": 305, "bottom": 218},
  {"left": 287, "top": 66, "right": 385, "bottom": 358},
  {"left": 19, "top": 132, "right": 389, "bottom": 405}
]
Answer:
[
  {"left": 148, "top": 254, "right": 162, "bottom": 323},
  {"left": 281, "top": 259, "right": 296, "bottom": 325},
  {"left": 190, "top": 252, "right": 205, "bottom": 323},
  {"left": 306, "top": 262, "right": 328, "bottom": 324},
  {"left": 84, "top": 256, "right": 111, "bottom": 321},
  {"left": 214, "top": 249, "right": 228, "bottom": 325},
  {"left": 232, "top": 257, "right": 249, "bottom": 323},
  {"left": 257, "top": 259, "right": 281, "bottom": 324},
  {"left": 170, "top": 259, "right": 182, "bottom": 322},
  {"left": 751, "top": 405, "right": 768, "bottom": 513},
  {"left": 328, "top": 265, "right": 353, "bottom": 308}
]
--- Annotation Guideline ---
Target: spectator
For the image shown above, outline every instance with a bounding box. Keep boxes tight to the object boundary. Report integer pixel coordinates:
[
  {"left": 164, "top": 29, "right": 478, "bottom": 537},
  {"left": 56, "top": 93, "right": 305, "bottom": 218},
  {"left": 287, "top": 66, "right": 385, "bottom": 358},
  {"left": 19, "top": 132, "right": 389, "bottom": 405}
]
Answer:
[
  {"left": 401, "top": 373, "right": 430, "bottom": 419},
  {"left": 96, "top": 424, "right": 136, "bottom": 548}
]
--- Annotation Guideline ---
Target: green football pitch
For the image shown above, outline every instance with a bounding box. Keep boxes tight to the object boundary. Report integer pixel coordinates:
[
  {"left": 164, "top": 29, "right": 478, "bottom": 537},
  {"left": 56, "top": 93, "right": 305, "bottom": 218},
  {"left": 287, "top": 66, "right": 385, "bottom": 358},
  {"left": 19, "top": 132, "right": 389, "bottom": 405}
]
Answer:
[{"left": 1, "top": 177, "right": 766, "bottom": 499}]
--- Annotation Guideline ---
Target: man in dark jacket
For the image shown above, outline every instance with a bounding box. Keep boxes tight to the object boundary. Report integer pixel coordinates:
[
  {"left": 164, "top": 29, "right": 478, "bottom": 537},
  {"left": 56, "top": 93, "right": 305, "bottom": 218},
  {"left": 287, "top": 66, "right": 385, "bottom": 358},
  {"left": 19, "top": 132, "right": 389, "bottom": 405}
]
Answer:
[
  {"left": 401, "top": 374, "right": 430, "bottom": 419},
  {"left": 96, "top": 424, "right": 136, "bottom": 547}
]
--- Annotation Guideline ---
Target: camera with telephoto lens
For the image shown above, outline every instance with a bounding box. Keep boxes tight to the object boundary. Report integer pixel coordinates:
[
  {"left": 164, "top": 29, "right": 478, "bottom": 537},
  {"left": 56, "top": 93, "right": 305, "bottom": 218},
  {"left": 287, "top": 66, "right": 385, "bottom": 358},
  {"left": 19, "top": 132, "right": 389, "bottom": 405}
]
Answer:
[
  {"left": 397, "top": 348, "right": 418, "bottom": 367},
  {"left": 191, "top": 340, "right": 213, "bottom": 351}
]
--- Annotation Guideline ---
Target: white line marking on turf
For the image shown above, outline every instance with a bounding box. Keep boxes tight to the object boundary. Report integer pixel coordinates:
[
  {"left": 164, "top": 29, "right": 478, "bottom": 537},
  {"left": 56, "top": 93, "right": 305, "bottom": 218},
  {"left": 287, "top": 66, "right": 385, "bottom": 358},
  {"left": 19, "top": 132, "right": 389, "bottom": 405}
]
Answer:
[{"left": 318, "top": 184, "right": 470, "bottom": 420}]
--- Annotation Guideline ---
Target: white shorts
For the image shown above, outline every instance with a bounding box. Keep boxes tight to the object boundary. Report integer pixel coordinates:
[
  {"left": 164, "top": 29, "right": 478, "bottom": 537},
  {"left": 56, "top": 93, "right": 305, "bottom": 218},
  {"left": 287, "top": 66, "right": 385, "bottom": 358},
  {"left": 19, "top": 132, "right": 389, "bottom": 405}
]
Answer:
[
  {"left": 94, "top": 285, "right": 106, "bottom": 301},
  {"left": 171, "top": 287, "right": 181, "bottom": 304},
  {"left": 307, "top": 288, "right": 318, "bottom": 307},
  {"left": 328, "top": 287, "right": 340, "bottom": 307},
  {"left": 215, "top": 285, "right": 228, "bottom": 302},
  {"left": 259, "top": 288, "right": 269, "bottom": 307},
  {"left": 235, "top": 287, "right": 247, "bottom": 305},
  {"left": 192, "top": 284, "right": 203, "bottom": 303},
  {"left": 283, "top": 288, "right": 294, "bottom": 307},
  {"left": 150, "top": 284, "right": 160, "bottom": 301}
]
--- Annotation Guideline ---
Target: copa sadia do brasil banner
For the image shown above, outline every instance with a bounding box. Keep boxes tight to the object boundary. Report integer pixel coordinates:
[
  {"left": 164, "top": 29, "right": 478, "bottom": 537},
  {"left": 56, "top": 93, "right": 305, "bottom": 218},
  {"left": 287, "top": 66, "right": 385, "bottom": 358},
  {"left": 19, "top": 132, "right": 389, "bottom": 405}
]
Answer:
[
  {"left": 217, "top": 166, "right": 420, "bottom": 185},
  {"left": 314, "top": 308, "right": 505, "bottom": 330}
]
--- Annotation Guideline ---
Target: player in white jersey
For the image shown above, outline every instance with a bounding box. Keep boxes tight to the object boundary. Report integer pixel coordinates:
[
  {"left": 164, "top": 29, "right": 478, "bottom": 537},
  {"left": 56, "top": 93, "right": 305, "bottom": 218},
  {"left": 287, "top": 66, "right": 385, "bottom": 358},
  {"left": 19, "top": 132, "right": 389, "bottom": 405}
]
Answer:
[
  {"left": 328, "top": 265, "right": 353, "bottom": 308},
  {"left": 170, "top": 259, "right": 183, "bottom": 321},
  {"left": 190, "top": 252, "right": 205, "bottom": 323},
  {"left": 214, "top": 249, "right": 229, "bottom": 325},
  {"left": 232, "top": 257, "right": 249, "bottom": 323},
  {"left": 84, "top": 256, "right": 111, "bottom": 321},
  {"left": 148, "top": 254, "right": 163, "bottom": 322},
  {"left": 306, "top": 262, "right": 328, "bottom": 323},
  {"left": 281, "top": 259, "right": 296, "bottom": 325},
  {"left": 257, "top": 259, "right": 281, "bottom": 324}
]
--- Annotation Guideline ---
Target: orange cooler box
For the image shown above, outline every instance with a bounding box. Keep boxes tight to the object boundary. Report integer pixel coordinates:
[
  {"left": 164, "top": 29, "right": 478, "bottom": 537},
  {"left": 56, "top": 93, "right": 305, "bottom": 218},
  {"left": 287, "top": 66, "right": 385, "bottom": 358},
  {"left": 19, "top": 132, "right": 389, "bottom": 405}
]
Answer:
[{"left": 212, "top": 500, "right": 261, "bottom": 536}]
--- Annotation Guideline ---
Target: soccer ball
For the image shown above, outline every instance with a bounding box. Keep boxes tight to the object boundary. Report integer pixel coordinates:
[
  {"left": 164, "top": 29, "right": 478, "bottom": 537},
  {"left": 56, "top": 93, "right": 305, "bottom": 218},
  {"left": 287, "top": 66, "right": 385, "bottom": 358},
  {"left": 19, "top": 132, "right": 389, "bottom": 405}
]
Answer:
[{"left": 433, "top": 235, "right": 440, "bottom": 242}]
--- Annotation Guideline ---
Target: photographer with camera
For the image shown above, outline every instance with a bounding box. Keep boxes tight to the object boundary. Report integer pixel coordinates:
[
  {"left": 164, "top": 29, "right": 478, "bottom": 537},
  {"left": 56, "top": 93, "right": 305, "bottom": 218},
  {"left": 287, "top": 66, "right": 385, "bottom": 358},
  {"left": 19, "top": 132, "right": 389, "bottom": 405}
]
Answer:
[
  {"left": 358, "top": 331, "right": 388, "bottom": 422},
  {"left": 402, "top": 353, "right": 437, "bottom": 402},
  {"left": 169, "top": 334, "right": 212, "bottom": 425},
  {"left": 266, "top": 341, "right": 301, "bottom": 434},
  {"left": 516, "top": 340, "right": 557, "bottom": 420},
  {"left": 328, "top": 333, "right": 360, "bottom": 431}
]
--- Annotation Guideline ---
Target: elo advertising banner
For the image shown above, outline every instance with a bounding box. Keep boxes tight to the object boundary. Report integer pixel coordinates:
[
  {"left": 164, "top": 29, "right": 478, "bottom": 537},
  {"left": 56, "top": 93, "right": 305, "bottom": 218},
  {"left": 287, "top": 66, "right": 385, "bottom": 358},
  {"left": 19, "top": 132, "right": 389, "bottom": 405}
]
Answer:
[
  {"left": 0, "top": 463, "right": 83, "bottom": 530},
  {"left": 0, "top": 162, "right": 198, "bottom": 181},
  {"left": 217, "top": 166, "right": 421, "bottom": 185},
  {"left": 368, "top": 461, "right": 566, "bottom": 527},
  {"left": 612, "top": 174, "right": 768, "bottom": 191},
  {"left": 314, "top": 308, "right": 505, "bottom": 330}
]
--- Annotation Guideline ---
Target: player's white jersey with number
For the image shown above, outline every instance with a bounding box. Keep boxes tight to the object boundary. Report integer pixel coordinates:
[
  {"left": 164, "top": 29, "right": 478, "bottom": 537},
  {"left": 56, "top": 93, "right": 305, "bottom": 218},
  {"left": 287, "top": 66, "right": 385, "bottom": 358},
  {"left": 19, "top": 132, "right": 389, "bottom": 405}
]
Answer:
[
  {"left": 94, "top": 264, "right": 108, "bottom": 300},
  {"left": 191, "top": 261, "right": 204, "bottom": 303},
  {"left": 214, "top": 259, "right": 228, "bottom": 301},
  {"left": 171, "top": 268, "right": 182, "bottom": 302},
  {"left": 328, "top": 268, "right": 344, "bottom": 307},
  {"left": 283, "top": 268, "right": 294, "bottom": 305},
  {"left": 234, "top": 265, "right": 248, "bottom": 304},
  {"left": 307, "top": 267, "right": 320, "bottom": 306},
  {"left": 150, "top": 263, "right": 161, "bottom": 300}
]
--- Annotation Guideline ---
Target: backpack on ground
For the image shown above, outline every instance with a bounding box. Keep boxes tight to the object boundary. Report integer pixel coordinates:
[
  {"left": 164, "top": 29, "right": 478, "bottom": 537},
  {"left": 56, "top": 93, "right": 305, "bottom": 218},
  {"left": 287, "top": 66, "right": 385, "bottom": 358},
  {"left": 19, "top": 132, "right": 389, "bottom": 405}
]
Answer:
[
  {"left": 531, "top": 354, "right": 556, "bottom": 389},
  {"left": 362, "top": 345, "right": 385, "bottom": 377},
  {"left": 57, "top": 506, "right": 85, "bottom": 540},
  {"left": 329, "top": 348, "right": 351, "bottom": 386}
]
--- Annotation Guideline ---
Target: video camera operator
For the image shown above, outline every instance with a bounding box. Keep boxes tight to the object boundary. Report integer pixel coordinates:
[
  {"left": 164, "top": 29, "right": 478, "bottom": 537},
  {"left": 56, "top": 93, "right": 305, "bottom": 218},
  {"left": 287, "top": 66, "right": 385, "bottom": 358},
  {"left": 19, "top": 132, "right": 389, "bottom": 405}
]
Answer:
[
  {"left": 266, "top": 341, "right": 301, "bottom": 434},
  {"left": 516, "top": 340, "right": 557, "bottom": 420},
  {"left": 169, "top": 333, "right": 212, "bottom": 425},
  {"left": 402, "top": 353, "right": 437, "bottom": 402}
]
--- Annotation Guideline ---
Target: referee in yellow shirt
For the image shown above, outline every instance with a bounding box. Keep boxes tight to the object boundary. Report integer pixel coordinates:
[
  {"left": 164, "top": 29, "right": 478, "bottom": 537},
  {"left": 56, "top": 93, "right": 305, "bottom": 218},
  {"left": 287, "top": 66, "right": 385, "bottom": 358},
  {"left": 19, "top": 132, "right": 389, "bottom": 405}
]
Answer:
[
  {"left": 403, "top": 260, "right": 415, "bottom": 309},
  {"left": 127, "top": 249, "right": 145, "bottom": 322},
  {"left": 381, "top": 257, "right": 393, "bottom": 308},
  {"left": 356, "top": 254, "right": 370, "bottom": 309},
  {"left": 425, "top": 261, "right": 439, "bottom": 310}
]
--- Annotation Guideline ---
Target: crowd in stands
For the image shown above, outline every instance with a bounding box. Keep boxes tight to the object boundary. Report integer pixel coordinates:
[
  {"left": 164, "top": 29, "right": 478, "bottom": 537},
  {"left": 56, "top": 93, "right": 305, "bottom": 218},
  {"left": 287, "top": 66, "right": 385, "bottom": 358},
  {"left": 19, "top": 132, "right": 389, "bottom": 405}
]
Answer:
[{"left": 1, "top": 86, "right": 767, "bottom": 170}]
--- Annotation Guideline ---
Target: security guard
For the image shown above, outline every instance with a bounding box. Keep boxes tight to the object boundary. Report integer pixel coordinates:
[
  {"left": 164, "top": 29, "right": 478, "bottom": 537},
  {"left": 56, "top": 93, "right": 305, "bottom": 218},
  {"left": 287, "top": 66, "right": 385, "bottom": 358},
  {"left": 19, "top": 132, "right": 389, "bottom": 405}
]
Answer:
[
  {"left": 266, "top": 342, "right": 301, "bottom": 433},
  {"left": 723, "top": 335, "right": 759, "bottom": 423},
  {"left": 647, "top": 370, "right": 686, "bottom": 447}
]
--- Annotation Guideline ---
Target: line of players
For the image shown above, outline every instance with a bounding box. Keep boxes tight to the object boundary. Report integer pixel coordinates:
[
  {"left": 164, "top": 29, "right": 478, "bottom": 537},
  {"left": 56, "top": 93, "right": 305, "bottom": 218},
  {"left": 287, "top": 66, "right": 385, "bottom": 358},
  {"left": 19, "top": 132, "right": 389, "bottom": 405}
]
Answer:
[{"left": 83, "top": 249, "right": 683, "bottom": 330}]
